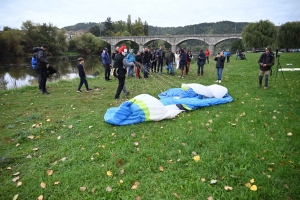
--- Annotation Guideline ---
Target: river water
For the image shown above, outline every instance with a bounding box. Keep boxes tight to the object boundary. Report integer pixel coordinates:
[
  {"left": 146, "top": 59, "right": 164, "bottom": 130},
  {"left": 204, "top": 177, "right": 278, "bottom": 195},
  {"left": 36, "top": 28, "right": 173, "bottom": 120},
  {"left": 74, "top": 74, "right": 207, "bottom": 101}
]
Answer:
[{"left": 0, "top": 56, "right": 104, "bottom": 90}]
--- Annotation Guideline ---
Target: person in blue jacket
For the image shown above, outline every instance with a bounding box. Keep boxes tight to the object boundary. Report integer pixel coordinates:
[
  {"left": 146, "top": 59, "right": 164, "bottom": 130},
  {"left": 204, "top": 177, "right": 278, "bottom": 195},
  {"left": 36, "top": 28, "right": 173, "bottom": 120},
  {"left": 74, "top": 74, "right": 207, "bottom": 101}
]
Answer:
[
  {"left": 101, "top": 47, "right": 112, "bottom": 81},
  {"left": 126, "top": 49, "right": 136, "bottom": 77},
  {"left": 226, "top": 50, "right": 231, "bottom": 63}
]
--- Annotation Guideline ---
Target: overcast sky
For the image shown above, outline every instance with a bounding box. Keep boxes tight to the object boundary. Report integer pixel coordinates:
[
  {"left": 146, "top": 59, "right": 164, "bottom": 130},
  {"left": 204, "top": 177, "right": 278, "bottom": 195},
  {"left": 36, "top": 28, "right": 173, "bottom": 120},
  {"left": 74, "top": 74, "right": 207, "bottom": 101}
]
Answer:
[{"left": 1, "top": 0, "right": 299, "bottom": 30}]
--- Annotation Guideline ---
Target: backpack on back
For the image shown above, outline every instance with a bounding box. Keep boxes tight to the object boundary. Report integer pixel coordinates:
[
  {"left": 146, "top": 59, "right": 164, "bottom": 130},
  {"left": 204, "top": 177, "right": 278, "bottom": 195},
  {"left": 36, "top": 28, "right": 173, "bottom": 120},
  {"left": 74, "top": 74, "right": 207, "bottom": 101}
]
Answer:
[{"left": 31, "top": 47, "right": 40, "bottom": 70}]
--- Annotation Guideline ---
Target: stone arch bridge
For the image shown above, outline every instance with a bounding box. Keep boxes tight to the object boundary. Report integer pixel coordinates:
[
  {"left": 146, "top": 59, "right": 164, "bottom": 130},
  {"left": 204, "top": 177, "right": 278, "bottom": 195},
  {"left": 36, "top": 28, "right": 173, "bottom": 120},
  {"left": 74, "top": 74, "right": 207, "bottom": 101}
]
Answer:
[{"left": 100, "top": 34, "right": 242, "bottom": 55}]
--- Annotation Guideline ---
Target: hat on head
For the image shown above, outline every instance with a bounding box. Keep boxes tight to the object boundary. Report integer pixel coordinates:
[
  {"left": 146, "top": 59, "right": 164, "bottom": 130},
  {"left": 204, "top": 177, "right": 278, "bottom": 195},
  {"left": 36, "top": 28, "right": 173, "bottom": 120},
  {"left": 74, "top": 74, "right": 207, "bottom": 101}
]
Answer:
[
  {"left": 104, "top": 47, "right": 108, "bottom": 50},
  {"left": 119, "top": 46, "right": 127, "bottom": 55}
]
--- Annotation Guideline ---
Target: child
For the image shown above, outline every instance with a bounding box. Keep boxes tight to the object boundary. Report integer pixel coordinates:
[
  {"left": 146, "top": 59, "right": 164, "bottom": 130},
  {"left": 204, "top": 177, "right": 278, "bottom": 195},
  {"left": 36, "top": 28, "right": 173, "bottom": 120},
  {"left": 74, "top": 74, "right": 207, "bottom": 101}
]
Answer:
[{"left": 77, "top": 57, "right": 92, "bottom": 92}]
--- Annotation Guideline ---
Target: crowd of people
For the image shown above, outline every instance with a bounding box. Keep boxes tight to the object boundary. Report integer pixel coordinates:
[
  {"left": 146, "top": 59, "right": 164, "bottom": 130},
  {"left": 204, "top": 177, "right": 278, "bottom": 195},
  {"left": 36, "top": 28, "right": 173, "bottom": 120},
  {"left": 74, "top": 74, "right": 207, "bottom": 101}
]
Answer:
[{"left": 33, "top": 43, "right": 274, "bottom": 99}]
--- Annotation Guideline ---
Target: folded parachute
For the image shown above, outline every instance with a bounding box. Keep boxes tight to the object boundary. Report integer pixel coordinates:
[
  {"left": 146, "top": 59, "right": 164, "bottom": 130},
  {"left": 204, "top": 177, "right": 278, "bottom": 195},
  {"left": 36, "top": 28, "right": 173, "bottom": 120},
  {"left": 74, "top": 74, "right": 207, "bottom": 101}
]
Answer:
[{"left": 104, "top": 84, "right": 233, "bottom": 125}]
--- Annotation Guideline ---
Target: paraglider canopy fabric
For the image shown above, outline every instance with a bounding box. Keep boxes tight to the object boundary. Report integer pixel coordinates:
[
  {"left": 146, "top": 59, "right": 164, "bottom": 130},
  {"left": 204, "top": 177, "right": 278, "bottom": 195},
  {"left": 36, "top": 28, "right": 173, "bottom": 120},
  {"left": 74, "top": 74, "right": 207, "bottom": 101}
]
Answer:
[{"left": 104, "top": 84, "right": 233, "bottom": 126}]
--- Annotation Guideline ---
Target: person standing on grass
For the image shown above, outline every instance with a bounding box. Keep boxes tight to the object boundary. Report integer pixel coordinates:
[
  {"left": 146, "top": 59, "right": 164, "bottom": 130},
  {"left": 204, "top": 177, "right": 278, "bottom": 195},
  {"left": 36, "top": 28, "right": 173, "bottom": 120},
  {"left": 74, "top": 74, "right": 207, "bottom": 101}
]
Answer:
[
  {"left": 175, "top": 51, "right": 180, "bottom": 69},
  {"left": 257, "top": 46, "right": 274, "bottom": 90},
  {"left": 76, "top": 57, "right": 92, "bottom": 93},
  {"left": 166, "top": 48, "right": 175, "bottom": 76},
  {"left": 197, "top": 50, "right": 206, "bottom": 76},
  {"left": 135, "top": 51, "right": 142, "bottom": 79},
  {"left": 113, "top": 46, "right": 132, "bottom": 100},
  {"left": 36, "top": 44, "right": 51, "bottom": 95},
  {"left": 214, "top": 51, "right": 226, "bottom": 83},
  {"left": 205, "top": 49, "right": 210, "bottom": 64},
  {"left": 226, "top": 50, "right": 231, "bottom": 63},
  {"left": 101, "top": 47, "right": 112, "bottom": 81},
  {"left": 150, "top": 49, "right": 157, "bottom": 73},
  {"left": 156, "top": 46, "right": 165, "bottom": 74},
  {"left": 186, "top": 50, "right": 193, "bottom": 75},
  {"left": 142, "top": 47, "right": 151, "bottom": 78},
  {"left": 178, "top": 49, "right": 186, "bottom": 78}
]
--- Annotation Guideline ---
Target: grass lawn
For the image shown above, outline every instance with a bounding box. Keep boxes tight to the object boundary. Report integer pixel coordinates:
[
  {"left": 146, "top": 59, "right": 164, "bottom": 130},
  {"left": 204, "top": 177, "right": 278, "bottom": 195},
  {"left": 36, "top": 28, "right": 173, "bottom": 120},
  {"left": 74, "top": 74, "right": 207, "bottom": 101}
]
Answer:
[{"left": 0, "top": 53, "right": 299, "bottom": 199}]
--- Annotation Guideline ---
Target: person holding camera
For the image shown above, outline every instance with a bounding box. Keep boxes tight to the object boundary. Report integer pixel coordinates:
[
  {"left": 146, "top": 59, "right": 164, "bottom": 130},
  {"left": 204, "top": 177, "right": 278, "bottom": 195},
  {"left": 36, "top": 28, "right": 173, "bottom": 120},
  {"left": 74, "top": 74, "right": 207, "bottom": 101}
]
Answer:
[
  {"left": 257, "top": 46, "right": 274, "bottom": 89},
  {"left": 214, "top": 51, "right": 226, "bottom": 83}
]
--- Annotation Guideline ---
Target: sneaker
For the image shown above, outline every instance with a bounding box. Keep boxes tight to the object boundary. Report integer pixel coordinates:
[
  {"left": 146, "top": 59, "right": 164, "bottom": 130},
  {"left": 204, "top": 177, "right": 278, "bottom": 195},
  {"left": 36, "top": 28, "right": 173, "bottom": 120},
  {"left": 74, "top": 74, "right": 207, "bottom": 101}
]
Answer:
[
  {"left": 86, "top": 89, "right": 93, "bottom": 92},
  {"left": 178, "top": 75, "right": 182, "bottom": 78},
  {"left": 182, "top": 76, "right": 185, "bottom": 78},
  {"left": 215, "top": 80, "right": 219, "bottom": 83},
  {"left": 219, "top": 80, "right": 221, "bottom": 83},
  {"left": 264, "top": 86, "right": 268, "bottom": 90},
  {"left": 76, "top": 90, "right": 82, "bottom": 93},
  {"left": 125, "top": 91, "right": 130, "bottom": 96},
  {"left": 43, "top": 91, "right": 50, "bottom": 95}
]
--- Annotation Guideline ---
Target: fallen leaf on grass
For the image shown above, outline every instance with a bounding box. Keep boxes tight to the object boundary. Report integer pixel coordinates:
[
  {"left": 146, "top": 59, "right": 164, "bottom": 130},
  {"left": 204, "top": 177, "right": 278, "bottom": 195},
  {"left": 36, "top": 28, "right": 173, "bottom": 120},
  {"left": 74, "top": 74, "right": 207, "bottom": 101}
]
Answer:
[
  {"left": 54, "top": 181, "right": 60, "bottom": 185},
  {"left": 61, "top": 157, "right": 67, "bottom": 161},
  {"left": 193, "top": 155, "right": 200, "bottom": 162},
  {"left": 89, "top": 126, "right": 93, "bottom": 128},
  {"left": 107, "top": 171, "right": 113, "bottom": 176},
  {"left": 250, "top": 179, "right": 255, "bottom": 183},
  {"left": 135, "top": 196, "right": 141, "bottom": 200},
  {"left": 40, "top": 182, "right": 46, "bottom": 188},
  {"left": 120, "top": 169, "right": 124, "bottom": 174},
  {"left": 201, "top": 178, "right": 206, "bottom": 182},
  {"left": 119, "top": 180, "right": 123, "bottom": 184},
  {"left": 7, "top": 166, "right": 12, "bottom": 170},
  {"left": 173, "top": 192, "right": 180, "bottom": 198},
  {"left": 131, "top": 181, "right": 140, "bottom": 189},
  {"left": 26, "top": 155, "right": 32, "bottom": 158},
  {"left": 27, "top": 135, "right": 34, "bottom": 139},
  {"left": 80, "top": 186, "right": 86, "bottom": 191},
  {"left": 38, "top": 195, "right": 43, "bottom": 200},
  {"left": 210, "top": 180, "right": 217, "bottom": 184},
  {"left": 284, "top": 184, "right": 289, "bottom": 189},
  {"left": 68, "top": 125, "right": 73, "bottom": 129},
  {"left": 287, "top": 132, "right": 292, "bottom": 136},
  {"left": 250, "top": 185, "right": 257, "bottom": 191},
  {"left": 245, "top": 182, "right": 251, "bottom": 188},
  {"left": 33, "top": 148, "right": 39, "bottom": 151},
  {"left": 46, "top": 119, "right": 50, "bottom": 122},
  {"left": 47, "top": 170, "right": 53, "bottom": 176},
  {"left": 134, "top": 141, "right": 139, "bottom": 146},
  {"left": 16, "top": 143, "right": 20, "bottom": 147},
  {"left": 12, "top": 176, "right": 19, "bottom": 182},
  {"left": 57, "top": 135, "right": 61, "bottom": 140},
  {"left": 131, "top": 133, "right": 136, "bottom": 137},
  {"left": 207, "top": 196, "right": 213, "bottom": 200},
  {"left": 159, "top": 166, "right": 164, "bottom": 171},
  {"left": 17, "top": 181, "right": 22, "bottom": 187},
  {"left": 13, "top": 172, "right": 20, "bottom": 176},
  {"left": 13, "top": 194, "right": 18, "bottom": 200},
  {"left": 224, "top": 185, "right": 233, "bottom": 190},
  {"left": 106, "top": 186, "right": 112, "bottom": 192}
]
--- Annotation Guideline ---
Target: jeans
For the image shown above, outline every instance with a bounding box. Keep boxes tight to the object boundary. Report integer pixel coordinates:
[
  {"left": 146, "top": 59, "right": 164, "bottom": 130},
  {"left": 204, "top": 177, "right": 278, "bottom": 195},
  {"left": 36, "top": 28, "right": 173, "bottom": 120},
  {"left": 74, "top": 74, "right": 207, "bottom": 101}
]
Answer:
[
  {"left": 115, "top": 76, "right": 125, "bottom": 99},
  {"left": 157, "top": 59, "right": 163, "bottom": 73},
  {"left": 216, "top": 68, "right": 223, "bottom": 80},
  {"left": 143, "top": 63, "right": 150, "bottom": 78},
  {"left": 197, "top": 62, "right": 204, "bottom": 75},
  {"left": 78, "top": 76, "right": 89, "bottom": 90},
  {"left": 168, "top": 62, "right": 174, "bottom": 74}
]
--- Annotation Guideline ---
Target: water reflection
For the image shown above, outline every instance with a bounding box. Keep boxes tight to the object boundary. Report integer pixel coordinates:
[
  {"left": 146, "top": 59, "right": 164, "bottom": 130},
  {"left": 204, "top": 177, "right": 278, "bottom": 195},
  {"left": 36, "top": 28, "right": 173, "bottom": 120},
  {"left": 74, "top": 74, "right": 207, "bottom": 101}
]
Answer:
[{"left": 0, "top": 55, "right": 103, "bottom": 90}]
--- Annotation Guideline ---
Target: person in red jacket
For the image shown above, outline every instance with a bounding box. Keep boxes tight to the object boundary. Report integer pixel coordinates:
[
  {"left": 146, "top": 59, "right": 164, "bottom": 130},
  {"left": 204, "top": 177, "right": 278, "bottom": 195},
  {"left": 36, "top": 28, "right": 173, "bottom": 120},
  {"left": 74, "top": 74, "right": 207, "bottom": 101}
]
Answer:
[{"left": 205, "top": 49, "right": 210, "bottom": 64}]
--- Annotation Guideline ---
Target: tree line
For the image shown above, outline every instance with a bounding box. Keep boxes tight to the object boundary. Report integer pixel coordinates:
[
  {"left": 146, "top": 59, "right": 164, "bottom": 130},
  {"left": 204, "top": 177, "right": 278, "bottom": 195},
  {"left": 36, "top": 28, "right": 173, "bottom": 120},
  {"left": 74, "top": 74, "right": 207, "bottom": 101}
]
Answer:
[{"left": 0, "top": 18, "right": 299, "bottom": 57}]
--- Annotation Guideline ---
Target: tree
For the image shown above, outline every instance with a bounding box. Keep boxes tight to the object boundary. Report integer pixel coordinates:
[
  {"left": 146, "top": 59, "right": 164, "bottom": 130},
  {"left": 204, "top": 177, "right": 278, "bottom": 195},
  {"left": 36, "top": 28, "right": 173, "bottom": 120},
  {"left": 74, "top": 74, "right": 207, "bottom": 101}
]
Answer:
[
  {"left": 230, "top": 40, "right": 245, "bottom": 52},
  {"left": 127, "top": 15, "right": 132, "bottom": 34},
  {"left": 277, "top": 21, "right": 300, "bottom": 49},
  {"left": 242, "top": 20, "right": 277, "bottom": 49},
  {"left": 89, "top": 25, "right": 101, "bottom": 37},
  {"left": 0, "top": 29, "right": 24, "bottom": 56},
  {"left": 132, "top": 18, "right": 144, "bottom": 36},
  {"left": 143, "top": 21, "right": 148, "bottom": 36},
  {"left": 72, "top": 33, "right": 104, "bottom": 55},
  {"left": 103, "top": 17, "right": 115, "bottom": 36},
  {"left": 21, "top": 20, "right": 40, "bottom": 52}
]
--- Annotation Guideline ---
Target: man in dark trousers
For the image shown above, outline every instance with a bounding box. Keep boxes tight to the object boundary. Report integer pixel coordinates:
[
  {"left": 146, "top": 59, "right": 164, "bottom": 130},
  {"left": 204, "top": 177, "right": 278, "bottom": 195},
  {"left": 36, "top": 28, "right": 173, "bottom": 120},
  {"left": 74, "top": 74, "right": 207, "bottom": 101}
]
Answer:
[
  {"left": 150, "top": 49, "right": 157, "bottom": 73},
  {"left": 142, "top": 47, "right": 151, "bottom": 78},
  {"left": 36, "top": 44, "right": 50, "bottom": 94},
  {"left": 258, "top": 46, "right": 274, "bottom": 90},
  {"left": 156, "top": 46, "right": 165, "bottom": 74},
  {"left": 101, "top": 47, "right": 112, "bottom": 81}
]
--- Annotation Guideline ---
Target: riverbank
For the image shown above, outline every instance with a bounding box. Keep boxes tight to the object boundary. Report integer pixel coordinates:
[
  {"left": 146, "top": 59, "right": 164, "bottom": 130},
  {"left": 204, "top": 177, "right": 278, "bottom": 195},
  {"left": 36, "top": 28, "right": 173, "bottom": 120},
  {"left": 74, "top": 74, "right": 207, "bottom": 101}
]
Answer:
[{"left": 1, "top": 53, "right": 300, "bottom": 199}]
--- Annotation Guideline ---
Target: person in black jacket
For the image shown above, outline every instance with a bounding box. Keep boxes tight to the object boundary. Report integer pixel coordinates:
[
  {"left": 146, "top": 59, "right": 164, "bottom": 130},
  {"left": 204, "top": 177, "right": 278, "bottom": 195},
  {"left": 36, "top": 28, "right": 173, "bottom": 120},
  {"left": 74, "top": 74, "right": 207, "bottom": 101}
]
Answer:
[
  {"left": 257, "top": 46, "right": 274, "bottom": 89},
  {"left": 150, "top": 49, "right": 157, "bottom": 73},
  {"left": 156, "top": 46, "right": 165, "bottom": 74},
  {"left": 36, "top": 44, "right": 50, "bottom": 94},
  {"left": 142, "top": 48, "right": 151, "bottom": 78},
  {"left": 214, "top": 51, "right": 226, "bottom": 83},
  {"left": 114, "top": 46, "right": 133, "bottom": 100},
  {"left": 197, "top": 50, "right": 206, "bottom": 76},
  {"left": 77, "top": 57, "right": 92, "bottom": 92}
]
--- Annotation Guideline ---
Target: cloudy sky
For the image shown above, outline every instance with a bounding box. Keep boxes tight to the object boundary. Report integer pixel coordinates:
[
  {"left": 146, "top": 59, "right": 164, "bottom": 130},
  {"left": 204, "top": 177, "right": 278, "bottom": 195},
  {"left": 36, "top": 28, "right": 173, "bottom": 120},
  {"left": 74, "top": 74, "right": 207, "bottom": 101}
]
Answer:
[{"left": 1, "top": 0, "right": 299, "bottom": 30}]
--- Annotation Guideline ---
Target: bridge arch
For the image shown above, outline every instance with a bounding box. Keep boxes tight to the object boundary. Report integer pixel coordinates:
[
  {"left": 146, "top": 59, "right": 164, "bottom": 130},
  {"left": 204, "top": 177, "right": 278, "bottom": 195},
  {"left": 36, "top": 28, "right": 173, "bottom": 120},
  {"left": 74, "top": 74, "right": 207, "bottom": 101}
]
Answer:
[{"left": 214, "top": 36, "right": 242, "bottom": 46}]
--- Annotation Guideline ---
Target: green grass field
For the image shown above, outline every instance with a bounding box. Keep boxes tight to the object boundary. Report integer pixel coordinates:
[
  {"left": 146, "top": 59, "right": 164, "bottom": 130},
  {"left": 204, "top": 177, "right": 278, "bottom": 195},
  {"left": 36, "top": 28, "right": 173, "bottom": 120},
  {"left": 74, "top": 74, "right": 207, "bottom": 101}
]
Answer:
[{"left": 1, "top": 53, "right": 299, "bottom": 199}]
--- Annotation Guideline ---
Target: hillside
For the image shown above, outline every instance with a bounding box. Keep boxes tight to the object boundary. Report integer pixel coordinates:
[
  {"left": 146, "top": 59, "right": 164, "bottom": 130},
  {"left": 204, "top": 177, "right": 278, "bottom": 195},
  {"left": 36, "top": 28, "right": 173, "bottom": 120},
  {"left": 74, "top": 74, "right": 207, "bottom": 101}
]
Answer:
[{"left": 62, "top": 21, "right": 248, "bottom": 35}]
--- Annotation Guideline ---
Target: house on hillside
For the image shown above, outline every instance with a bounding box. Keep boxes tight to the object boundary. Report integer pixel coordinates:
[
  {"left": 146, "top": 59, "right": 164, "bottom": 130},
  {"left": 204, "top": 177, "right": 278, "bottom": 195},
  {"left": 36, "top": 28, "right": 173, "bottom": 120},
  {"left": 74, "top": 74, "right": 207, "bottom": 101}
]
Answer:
[{"left": 65, "top": 30, "right": 88, "bottom": 40}]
